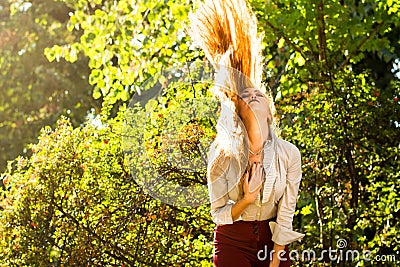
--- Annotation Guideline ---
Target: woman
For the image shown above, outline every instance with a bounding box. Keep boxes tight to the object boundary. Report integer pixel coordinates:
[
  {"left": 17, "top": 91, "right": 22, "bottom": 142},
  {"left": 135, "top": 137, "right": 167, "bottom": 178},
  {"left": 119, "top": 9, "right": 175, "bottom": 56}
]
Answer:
[
  {"left": 208, "top": 84, "right": 305, "bottom": 267},
  {"left": 189, "top": 0, "right": 305, "bottom": 266}
]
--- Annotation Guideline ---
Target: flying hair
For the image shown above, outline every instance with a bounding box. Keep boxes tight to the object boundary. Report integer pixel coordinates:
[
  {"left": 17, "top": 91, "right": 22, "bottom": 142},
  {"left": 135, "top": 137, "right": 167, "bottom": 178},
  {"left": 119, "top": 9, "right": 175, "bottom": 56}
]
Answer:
[
  {"left": 188, "top": 0, "right": 277, "bottom": 187},
  {"left": 188, "top": 0, "right": 265, "bottom": 95}
]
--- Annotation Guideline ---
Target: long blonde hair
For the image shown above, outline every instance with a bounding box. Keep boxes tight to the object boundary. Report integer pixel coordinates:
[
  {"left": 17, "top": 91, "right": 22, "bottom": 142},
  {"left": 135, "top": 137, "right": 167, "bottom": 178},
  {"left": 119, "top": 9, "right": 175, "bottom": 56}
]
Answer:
[
  {"left": 188, "top": 0, "right": 264, "bottom": 93},
  {"left": 188, "top": 0, "right": 275, "bottom": 185}
]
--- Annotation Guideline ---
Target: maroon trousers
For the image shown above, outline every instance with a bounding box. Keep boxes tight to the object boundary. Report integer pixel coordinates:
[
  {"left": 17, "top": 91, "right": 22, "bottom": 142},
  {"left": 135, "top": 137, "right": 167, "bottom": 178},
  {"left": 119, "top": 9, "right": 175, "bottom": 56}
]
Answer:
[{"left": 213, "top": 219, "right": 290, "bottom": 267}]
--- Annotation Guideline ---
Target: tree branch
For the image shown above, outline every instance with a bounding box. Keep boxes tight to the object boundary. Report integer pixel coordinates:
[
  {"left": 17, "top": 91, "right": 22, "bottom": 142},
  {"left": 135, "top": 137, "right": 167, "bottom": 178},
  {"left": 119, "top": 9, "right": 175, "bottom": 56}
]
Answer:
[
  {"left": 338, "top": 22, "right": 383, "bottom": 70},
  {"left": 265, "top": 21, "right": 309, "bottom": 65},
  {"left": 317, "top": 1, "right": 327, "bottom": 63},
  {"left": 52, "top": 200, "right": 136, "bottom": 265},
  {"left": 265, "top": 21, "right": 323, "bottom": 79}
]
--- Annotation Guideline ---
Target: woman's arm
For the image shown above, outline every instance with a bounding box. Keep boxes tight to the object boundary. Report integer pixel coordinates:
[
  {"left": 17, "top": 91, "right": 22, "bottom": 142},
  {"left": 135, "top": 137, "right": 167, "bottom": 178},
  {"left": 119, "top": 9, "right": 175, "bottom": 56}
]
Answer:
[
  {"left": 269, "top": 145, "right": 305, "bottom": 245},
  {"left": 208, "top": 152, "right": 234, "bottom": 225},
  {"left": 270, "top": 243, "right": 286, "bottom": 267},
  {"left": 209, "top": 155, "right": 263, "bottom": 224},
  {"left": 231, "top": 162, "right": 263, "bottom": 221},
  {"left": 269, "top": 145, "right": 304, "bottom": 267}
]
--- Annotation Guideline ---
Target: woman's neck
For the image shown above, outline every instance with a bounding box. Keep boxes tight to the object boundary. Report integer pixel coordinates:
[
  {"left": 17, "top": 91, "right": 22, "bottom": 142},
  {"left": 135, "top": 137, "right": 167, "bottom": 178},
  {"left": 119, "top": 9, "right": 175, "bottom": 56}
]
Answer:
[{"left": 243, "top": 118, "right": 270, "bottom": 154}]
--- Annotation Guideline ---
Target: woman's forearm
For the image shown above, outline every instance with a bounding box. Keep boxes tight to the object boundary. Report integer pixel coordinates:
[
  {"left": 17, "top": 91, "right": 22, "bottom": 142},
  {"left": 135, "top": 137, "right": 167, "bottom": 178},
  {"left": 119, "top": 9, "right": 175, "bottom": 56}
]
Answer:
[
  {"left": 231, "top": 163, "right": 263, "bottom": 222},
  {"left": 271, "top": 243, "right": 286, "bottom": 265},
  {"left": 231, "top": 198, "right": 251, "bottom": 221}
]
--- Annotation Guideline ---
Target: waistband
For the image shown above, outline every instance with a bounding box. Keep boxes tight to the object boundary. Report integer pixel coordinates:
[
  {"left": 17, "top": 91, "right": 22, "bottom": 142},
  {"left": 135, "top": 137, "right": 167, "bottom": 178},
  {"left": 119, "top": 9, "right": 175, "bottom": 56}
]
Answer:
[
  {"left": 233, "top": 217, "right": 276, "bottom": 225},
  {"left": 214, "top": 217, "right": 277, "bottom": 244}
]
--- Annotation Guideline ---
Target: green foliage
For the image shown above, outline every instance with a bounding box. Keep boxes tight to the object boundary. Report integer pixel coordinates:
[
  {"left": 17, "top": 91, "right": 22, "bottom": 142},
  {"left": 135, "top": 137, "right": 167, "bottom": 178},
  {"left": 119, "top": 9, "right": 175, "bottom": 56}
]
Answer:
[
  {"left": 278, "top": 71, "right": 399, "bottom": 265},
  {"left": 253, "top": 0, "right": 400, "bottom": 265},
  {"left": 0, "top": 0, "right": 101, "bottom": 172},
  {"left": 45, "top": 0, "right": 200, "bottom": 108},
  {"left": 119, "top": 63, "right": 219, "bottom": 207},
  {"left": 0, "top": 115, "right": 213, "bottom": 266}
]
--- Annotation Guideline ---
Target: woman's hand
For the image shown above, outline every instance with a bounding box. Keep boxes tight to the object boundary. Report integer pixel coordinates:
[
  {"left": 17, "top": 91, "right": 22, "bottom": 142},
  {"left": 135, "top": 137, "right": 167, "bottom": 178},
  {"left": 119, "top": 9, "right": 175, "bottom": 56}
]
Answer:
[
  {"left": 242, "top": 162, "right": 263, "bottom": 204},
  {"left": 269, "top": 243, "right": 286, "bottom": 267},
  {"left": 231, "top": 162, "right": 264, "bottom": 221},
  {"left": 269, "top": 259, "right": 280, "bottom": 267}
]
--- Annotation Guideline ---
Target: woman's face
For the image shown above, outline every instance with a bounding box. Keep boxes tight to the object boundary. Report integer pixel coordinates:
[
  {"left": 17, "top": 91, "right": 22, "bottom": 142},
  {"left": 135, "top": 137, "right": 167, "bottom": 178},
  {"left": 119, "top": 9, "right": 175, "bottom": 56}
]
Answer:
[{"left": 238, "top": 88, "right": 271, "bottom": 122}]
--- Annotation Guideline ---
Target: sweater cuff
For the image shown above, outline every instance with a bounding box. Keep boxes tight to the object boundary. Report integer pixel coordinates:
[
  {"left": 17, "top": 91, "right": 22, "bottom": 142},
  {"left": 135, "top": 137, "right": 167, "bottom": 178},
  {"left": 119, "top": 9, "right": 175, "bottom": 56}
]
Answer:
[{"left": 269, "top": 221, "right": 305, "bottom": 246}]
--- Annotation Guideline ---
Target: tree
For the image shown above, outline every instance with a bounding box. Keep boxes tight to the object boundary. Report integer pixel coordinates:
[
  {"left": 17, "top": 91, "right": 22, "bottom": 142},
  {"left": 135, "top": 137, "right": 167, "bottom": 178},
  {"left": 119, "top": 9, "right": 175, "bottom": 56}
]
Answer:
[
  {"left": 0, "top": 0, "right": 101, "bottom": 172},
  {"left": 44, "top": 0, "right": 200, "bottom": 110},
  {"left": 0, "top": 93, "right": 215, "bottom": 266}
]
